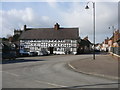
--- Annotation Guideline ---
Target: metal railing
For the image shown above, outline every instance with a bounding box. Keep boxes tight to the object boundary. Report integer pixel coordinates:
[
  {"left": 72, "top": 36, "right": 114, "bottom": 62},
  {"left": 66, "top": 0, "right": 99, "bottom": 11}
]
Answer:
[{"left": 110, "top": 47, "right": 120, "bottom": 55}]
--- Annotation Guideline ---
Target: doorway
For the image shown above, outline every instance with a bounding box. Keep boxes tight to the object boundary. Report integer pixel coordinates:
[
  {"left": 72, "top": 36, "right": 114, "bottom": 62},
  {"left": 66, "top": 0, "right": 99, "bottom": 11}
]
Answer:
[{"left": 49, "top": 47, "right": 54, "bottom": 54}]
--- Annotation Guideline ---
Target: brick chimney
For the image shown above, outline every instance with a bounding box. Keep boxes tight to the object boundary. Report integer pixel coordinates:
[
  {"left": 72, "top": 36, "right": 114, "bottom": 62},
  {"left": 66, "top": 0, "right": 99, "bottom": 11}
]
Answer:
[
  {"left": 8, "top": 36, "right": 13, "bottom": 42},
  {"left": 83, "top": 36, "right": 88, "bottom": 40},
  {"left": 54, "top": 23, "right": 60, "bottom": 30},
  {"left": 24, "top": 25, "right": 27, "bottom": 31}
]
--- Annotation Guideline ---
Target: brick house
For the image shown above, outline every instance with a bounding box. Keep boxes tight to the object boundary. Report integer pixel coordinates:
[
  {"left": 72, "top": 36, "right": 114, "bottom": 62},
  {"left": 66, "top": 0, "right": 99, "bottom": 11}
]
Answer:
[
  {"left": 107, "top": 29, "right": 120, "bottom": 55},
  {"left": 77, "top": 36, "right": 92, "bottom": 54}
]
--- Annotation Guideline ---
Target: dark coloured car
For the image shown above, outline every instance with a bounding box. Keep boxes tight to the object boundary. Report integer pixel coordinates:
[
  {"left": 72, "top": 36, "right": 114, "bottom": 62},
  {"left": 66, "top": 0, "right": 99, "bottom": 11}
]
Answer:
[
  {"left": 95, "top": 49, "right": 100, "bottom": 52},
  {"left": 2, "top": 51, "right": 17, "bottom": 60}
]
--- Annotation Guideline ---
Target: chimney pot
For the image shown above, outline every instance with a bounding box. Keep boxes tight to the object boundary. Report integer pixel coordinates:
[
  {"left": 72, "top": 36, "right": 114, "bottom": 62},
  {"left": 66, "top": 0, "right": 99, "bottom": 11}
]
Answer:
[
  {"left": 24, "top": 25, "right": 27, "bottom": 31},
  {"left": 54, "top": 23, "right": 60, "bottom": 30}
]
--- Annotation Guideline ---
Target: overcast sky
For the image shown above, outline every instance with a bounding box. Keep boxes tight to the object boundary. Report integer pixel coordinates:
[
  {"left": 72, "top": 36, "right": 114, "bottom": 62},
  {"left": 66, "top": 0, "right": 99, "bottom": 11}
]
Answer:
[{"left": 0, "top": 0, "right": 119, "bottom": 43}]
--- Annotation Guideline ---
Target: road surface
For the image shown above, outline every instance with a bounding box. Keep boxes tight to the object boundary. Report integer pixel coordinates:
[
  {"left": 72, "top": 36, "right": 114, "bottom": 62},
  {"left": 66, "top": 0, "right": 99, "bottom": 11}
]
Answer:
[{"left": 2, "top": 55, "right": 119, "bottom": 89}]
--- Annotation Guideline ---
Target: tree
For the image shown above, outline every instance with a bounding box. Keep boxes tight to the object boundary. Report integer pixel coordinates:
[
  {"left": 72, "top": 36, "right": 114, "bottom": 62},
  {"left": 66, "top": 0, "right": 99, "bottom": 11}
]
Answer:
[
  {"left": 12, "top": 34, "right": 20, "bottom": 42},
  {"left": 2, "top": 37, "right": 8, "bottom": 41}
]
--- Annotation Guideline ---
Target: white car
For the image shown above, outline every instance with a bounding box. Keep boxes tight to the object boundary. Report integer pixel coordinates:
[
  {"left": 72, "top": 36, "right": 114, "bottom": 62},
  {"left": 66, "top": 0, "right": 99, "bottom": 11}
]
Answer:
[{"left": 53, "top": 51, "right": 65, "bottom": 55}]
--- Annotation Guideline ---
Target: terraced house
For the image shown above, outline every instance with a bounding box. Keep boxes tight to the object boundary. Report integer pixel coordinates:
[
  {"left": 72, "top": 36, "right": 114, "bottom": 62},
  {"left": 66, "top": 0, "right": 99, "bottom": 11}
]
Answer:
[{"left": 19, "top": 23, "right": 80, "bottom": 55}]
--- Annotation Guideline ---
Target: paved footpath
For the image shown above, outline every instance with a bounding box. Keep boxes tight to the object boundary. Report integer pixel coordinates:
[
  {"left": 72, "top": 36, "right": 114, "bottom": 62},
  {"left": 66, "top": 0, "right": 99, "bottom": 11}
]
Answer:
[{"left": 69, "top": 54, "right": 120, "bottom": 80}]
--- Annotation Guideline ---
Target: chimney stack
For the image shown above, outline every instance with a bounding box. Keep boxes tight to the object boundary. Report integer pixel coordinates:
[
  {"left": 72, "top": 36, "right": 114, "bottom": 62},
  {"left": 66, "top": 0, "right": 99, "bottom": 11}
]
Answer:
[
  {"left": 24, "top": 25, "right": 27, "bottom": 31},
  {"left": 54, "top": 23, "right": 60, "bottom": 30},
  {"left": 84, "top": 36, "right": 88, "bottom": 40},
  {"left": 8, "top": 36, "right": 13, "bottom": 43}
]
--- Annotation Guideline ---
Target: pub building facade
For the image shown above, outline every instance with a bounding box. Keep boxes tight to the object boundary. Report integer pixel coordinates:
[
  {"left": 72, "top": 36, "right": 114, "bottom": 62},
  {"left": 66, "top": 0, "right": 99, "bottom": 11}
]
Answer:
[{"left": 19, "top": 23, "right": 79, "bottom": 55}]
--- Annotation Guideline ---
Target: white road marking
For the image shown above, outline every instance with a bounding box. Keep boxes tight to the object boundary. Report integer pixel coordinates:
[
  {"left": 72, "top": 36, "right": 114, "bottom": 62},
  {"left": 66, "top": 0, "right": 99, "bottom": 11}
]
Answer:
[
  {"left": 68, "top": 63, "right": 76, "bottom": 70},
  {"left": 1, "top": 71, "right": 19, "bottom": 77},
  {"left": 35, "top": 80, "right": 67, "bottom": 87}
]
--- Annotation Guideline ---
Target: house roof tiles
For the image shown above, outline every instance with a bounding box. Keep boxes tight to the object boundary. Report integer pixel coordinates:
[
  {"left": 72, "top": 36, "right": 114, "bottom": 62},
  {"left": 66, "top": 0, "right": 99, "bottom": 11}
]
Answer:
[{"left": 19, "top": 28, "right": 79, "bottom": 40}]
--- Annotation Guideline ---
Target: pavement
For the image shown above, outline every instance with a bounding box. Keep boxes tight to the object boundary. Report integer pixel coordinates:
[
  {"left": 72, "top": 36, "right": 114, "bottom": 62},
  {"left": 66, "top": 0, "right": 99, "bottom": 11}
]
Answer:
[{"left": 68, "top": 54, "right": 120, "bottom": 80}]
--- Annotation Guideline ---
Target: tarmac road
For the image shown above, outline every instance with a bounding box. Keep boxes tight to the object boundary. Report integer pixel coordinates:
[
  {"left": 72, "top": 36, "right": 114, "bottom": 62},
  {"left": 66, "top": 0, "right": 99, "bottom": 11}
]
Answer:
[{"left": 2, "top": 55, "right": 119, "bottom": 89}]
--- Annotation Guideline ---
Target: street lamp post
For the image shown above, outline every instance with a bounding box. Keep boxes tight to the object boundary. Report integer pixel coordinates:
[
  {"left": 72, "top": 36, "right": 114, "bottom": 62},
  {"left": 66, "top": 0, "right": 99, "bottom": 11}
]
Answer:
[
  {"left": 109, "top": 26, "right": 115, "bottom": 43},
  {"left": 109, "top": 26, "right": 115, "bottom": 53},
  {"left": 85, "top": 2, "right": 96, "bottom": 60}
]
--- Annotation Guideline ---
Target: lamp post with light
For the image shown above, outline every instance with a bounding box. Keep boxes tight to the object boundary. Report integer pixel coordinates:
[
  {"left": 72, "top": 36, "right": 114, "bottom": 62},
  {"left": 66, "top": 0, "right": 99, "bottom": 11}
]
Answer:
[{"left": 85, "top": 2, "right": 96, "bottom": 60}]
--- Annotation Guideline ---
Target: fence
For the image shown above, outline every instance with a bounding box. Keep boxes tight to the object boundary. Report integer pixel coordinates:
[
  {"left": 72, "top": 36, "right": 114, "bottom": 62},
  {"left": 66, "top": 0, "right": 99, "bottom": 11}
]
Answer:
[{"left": 110, "top": 47, "right": 120, "bottom": 55}]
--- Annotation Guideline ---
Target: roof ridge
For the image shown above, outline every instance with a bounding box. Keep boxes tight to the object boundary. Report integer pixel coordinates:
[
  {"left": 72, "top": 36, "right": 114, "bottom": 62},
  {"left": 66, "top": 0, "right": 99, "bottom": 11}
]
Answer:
[{"left": 26, "top": 27, "right": 78, "bottom": 30}]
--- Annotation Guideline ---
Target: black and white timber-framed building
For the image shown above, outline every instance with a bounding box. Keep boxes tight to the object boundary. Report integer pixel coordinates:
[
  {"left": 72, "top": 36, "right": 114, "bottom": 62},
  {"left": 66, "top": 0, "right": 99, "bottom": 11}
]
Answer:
[{"left": 19, "top": 23, "right": 79, "bottom": 55}]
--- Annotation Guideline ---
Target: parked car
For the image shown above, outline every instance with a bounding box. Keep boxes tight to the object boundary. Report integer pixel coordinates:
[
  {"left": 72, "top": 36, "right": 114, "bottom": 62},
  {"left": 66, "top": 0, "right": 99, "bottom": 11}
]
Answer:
[
  {"left": 53, "top": 51, "right": 65, "bottom": 55},
  {"left": 37, "top": 51, "right": 49, "bottom": 56},
  {"left": 2, "top": 51, "right": 16, "bottom": 60},
  {"left": 19, "top": 50, "right": 38, "bottom": 56},
  {"left": 19, "top": 50, "right": 29, "bottom": 56},
  {"left": 29, "top": 51, "right": 38, "bottom": 56},
  {"left": 95, "top": 49, "right": 100, "bottom": 52}
]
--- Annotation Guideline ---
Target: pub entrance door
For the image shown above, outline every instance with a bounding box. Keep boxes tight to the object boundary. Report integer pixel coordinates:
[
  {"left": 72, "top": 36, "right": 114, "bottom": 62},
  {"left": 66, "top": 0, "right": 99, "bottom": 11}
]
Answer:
[{"left": 49, "top": 47, "right": 54, "bottom": 54}]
